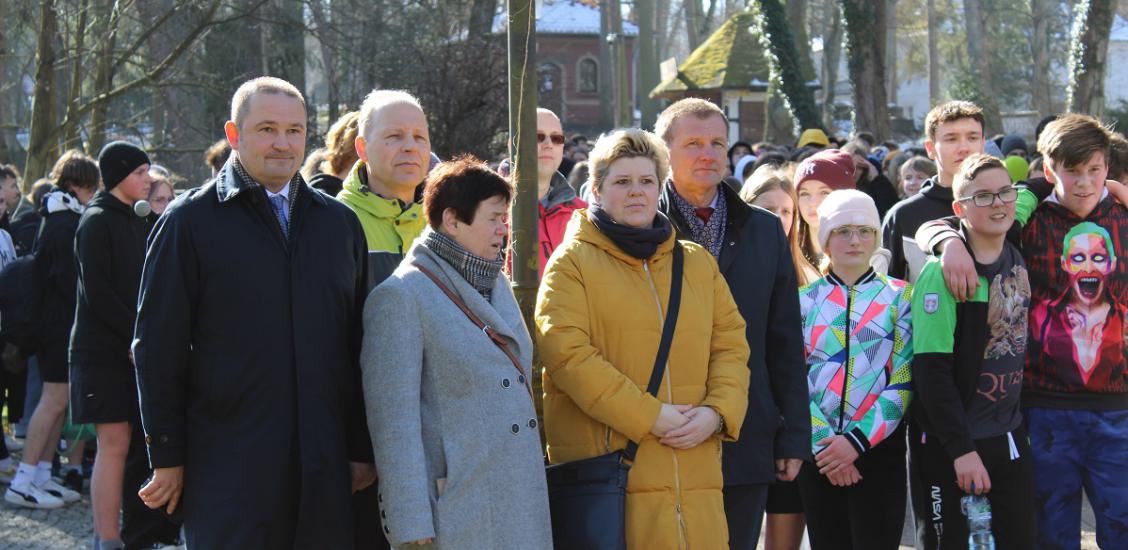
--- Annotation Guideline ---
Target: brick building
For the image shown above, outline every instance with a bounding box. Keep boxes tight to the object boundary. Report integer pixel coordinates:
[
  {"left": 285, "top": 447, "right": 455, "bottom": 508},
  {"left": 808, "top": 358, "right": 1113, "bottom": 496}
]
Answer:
[{"left": 494, "top": 0, "right": 637, "bottom": 134}]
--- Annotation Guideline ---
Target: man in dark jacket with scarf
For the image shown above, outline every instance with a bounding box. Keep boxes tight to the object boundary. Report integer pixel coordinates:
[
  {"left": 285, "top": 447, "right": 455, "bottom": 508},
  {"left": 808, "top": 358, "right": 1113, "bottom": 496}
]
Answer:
[
  {"left": 655, "top": 97, "right": 809, "bottom": 549},
  {"left": 133, "top": 77, "right": 373, "bottom": 548},
  {"left": 71, "top": 141, "right": 182, "bottom": 549}
]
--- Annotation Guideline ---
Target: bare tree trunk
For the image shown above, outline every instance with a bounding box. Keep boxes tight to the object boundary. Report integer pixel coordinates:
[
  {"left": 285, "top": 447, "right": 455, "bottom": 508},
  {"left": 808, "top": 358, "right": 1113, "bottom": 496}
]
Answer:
[
  {"left": 885, "top": 0, "right": 897, "bottom": 103},
  {"left": 609, "top": 0, "right": 630, "bottom": 126},
  {"left": 841, "top": 0, "right": 891, "bottom": 140},
  {"left": 88, "top": 0, "right": 120, "bottom": 154},
  {"left": 963, "top": 0, "right": 1003, "bottom": 133},
  {"left": 927, "top": 0, "right": 940, "bottom": 105},
  {"left": 1069, "top": 0, "right": 1116, "bottom": 118},
  {"left": 1030, "top": 0, "right": 1055, "bottom": 116},
  {"left": 638, "top": 0, "right": 661, "bottom": 129},
  {"left": 24, "top": 0, "right": 59, "bottom": 184},
  {"left": 787, "top": 0, "right": 818, "bottom": 81},
  {"left": 656, "top": 0, "right": 672, "bottom": 61},
  {"left": 685, "top": 0, "right": 702, "bottom": 51},
  {"left": 821, "top": 0, "right": 843, "bottom": 130},
  {"left": 598, "top": 0, "right": 614, "bottom": 127},
  {"left": 61, "top": 0, "right": 90, "bottom": 151},
  {"left": 308, "top": 0, "right": 340, "bottom": 122}
]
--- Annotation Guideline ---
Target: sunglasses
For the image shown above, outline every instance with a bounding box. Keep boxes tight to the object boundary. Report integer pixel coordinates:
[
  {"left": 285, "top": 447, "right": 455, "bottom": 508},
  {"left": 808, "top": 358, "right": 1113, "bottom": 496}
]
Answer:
[{"left": 537, "top": 132, "right": 566, "bottom": 145}]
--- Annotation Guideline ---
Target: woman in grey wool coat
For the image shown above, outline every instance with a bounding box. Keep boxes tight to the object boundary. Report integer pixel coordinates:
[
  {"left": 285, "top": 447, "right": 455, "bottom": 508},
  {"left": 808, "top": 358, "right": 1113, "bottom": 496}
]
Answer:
[{"left": 361, "top": 156, "right": 552, "bottom": 549}]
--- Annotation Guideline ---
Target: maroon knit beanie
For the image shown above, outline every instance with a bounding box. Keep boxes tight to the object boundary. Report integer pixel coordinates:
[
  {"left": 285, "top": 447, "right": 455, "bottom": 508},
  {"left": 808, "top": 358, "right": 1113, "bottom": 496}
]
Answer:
[{"left": 794, "top": 149, "right": 856, "bottom": 192}]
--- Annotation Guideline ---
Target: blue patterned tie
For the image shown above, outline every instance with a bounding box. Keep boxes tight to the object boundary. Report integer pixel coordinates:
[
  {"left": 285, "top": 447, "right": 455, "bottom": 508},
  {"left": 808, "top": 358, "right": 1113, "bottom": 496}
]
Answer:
[{"left": 269, "top": 194, "right": 289, "bottom": 238}]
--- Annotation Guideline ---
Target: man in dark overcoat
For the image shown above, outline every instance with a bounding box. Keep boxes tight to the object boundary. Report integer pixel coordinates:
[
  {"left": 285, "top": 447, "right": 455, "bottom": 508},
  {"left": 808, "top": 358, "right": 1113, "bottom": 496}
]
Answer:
[
  {"left": 655, "top": 98, "right": 810, "bottom": 549},
  {"left": 132, "top": 76, "right": 374, "bottom": 548}
]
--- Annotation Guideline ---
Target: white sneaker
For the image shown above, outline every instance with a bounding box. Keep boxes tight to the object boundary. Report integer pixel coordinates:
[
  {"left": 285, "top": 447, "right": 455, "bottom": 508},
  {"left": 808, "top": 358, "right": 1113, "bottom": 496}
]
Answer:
[
  {"left": 37, "top": 479, "right": 80, "bottom": 503},
  {"left": 5, "top": 484, "right": 65, "bottom": 509}
]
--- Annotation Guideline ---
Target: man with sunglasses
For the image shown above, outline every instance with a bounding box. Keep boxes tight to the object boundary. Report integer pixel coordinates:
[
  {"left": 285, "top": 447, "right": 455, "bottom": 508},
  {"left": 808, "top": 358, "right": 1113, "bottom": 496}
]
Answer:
[
  {"left": 506, "top": 108, "right": 586, "bottom": 276},
  {"left": 911, "top": 154, "right": 1035, "bottom": 549}
]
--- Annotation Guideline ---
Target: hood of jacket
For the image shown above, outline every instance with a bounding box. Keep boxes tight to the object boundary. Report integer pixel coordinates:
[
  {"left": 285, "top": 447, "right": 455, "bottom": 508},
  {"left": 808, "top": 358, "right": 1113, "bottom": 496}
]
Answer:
[
  {"left": 42, "top": 188, "right": 85, "bottom": 215},
  {"left": 86, "top": 189, "right": 134, "bottom": 216},
  {"left": 919, "top": 176, "right": 953, "bottom": 203},
  {"left": 542, "top": 172, "right": 580, "bottom": 211},
  {"left": 338, "top": 160, "right": 420, "bottom": 220}
]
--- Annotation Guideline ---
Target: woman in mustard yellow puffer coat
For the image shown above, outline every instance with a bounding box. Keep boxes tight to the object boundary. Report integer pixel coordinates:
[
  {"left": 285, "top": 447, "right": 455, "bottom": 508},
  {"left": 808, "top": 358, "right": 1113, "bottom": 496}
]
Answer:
[{"left": 535, "top": 128, "right": 751, "bottom": 549}]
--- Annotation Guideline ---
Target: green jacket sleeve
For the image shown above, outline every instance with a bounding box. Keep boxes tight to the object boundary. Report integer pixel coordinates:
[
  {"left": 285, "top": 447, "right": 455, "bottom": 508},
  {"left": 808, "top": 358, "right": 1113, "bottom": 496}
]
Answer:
[{"left": 911, "top": 260, "right": 977, "bottom": 459}]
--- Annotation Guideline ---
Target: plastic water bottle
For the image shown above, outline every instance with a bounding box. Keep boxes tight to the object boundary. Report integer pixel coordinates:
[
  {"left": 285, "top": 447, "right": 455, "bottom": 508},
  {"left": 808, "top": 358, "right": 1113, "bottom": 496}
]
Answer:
[{"left": 961, "top": 493, "right": 996, "bottom": 550}]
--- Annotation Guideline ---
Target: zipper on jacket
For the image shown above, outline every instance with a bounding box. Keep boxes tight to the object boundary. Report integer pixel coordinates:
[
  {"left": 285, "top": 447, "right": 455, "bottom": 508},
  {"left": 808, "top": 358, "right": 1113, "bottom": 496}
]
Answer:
[
  {"left": 643, "top": 260, "right": 688, "bottom": 548},
  {"left": 837, "top": 284, "right": 854, "bottom": 433}
]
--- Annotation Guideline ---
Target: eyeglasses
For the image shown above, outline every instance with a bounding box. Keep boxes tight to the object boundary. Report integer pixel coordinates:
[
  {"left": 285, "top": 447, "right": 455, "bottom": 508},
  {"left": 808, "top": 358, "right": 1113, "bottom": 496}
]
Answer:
[
  {"left": 537, "top": 132, "right": 566, "bottom": 145},
  {"left": 829, "top": 226, "right": 878, "bottom": 240},
  {"left": 957, "top": 187, "right": 1018, "bottom": 207}
]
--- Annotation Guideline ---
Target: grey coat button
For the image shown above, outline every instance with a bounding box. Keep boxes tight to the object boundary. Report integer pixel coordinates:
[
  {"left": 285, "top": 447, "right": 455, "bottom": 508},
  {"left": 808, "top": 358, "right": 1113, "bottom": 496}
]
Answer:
[
  {"left": 528, "top": 419, "right": 537, "bottom": 429},
  {"left": 502, "top": 378, "right": 511, "bottom": 388},
  {"left": 517, "top": 374, "right": 526, "bottom": 385},
  {"left": 511, "top": 424, "right": 520, "bottom": 434}
]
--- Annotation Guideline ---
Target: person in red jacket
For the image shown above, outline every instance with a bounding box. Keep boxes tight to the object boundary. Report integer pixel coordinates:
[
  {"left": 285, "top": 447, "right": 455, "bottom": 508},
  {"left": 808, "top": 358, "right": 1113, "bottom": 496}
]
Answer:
[
  {"left": 502, "top": 108, "right": 587, "bottom": 276},
  {"left": 535, "top": 109, "right": 586, "bottom": 275}
]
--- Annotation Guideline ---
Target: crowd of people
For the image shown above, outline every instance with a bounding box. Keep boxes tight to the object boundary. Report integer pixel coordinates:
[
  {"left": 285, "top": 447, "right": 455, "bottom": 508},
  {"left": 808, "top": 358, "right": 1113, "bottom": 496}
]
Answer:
[{"left": 0, "top": 74, "right": 1124, "bottom": 550}]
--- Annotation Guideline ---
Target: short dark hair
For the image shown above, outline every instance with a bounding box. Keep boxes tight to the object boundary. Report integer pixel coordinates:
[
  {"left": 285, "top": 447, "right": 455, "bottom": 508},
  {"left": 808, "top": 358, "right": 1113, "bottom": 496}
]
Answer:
[
  {"left": 205, "top": 139, "right": 231, "bottom": 173},
  {"left": 0, "top": 164, "right": 20, "bottom": 182},
  {"left": 953, "top": 153, "right": 1008, "bottom": 199},
  {"left": 30, "top": 178, "right": 53, "bottom": 207},
  {"left": 50, "top": 150, "right": 100, "bottom": 192},
  {"left": 1038, "top": 113, "right": 1112, "bottom": 170},
  {"left": 422, "top": 155, "right": 513, "bottom": 230},
  {"left": 1108, "top": 132, "right": 1128, "bottom": 181},
  {"left": 924, "top": 101, "right": 985, "bottom": 141}
]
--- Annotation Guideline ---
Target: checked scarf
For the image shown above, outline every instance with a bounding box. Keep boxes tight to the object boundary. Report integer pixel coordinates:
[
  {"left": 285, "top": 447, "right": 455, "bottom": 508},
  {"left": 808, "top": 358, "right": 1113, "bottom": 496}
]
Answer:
[
  {"left": 422, "top": 227, "right": 504, "bottom": 300},
  {"left": 669, "top": 184, "right": 727, "bottom": 258}
]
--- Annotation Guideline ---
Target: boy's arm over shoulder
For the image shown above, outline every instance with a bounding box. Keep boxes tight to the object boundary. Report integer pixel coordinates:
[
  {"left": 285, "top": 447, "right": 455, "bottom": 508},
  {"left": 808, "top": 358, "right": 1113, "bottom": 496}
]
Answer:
[
  {"left": 910, "top": 260, "right": 976, "bottom": 460},
  {"left": 1015, "top": 176, "right": 1054, "bottom": 226}
]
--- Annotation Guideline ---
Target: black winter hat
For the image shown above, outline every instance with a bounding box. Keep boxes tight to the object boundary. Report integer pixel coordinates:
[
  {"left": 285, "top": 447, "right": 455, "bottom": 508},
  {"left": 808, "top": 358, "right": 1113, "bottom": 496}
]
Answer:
[
  {"left": 98, "top": 141, "right": 151, "bottom": 191},
  {"left": 1000, "top": 134, "right": 1028, "bottom": 156}
]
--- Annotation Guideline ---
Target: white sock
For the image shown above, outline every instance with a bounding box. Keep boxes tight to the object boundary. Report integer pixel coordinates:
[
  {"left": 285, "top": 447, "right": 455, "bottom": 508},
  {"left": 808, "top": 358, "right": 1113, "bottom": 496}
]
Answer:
[
  {"left": 12, "top": 462, "right": 37, "bottom": 490},
  {"left": 34, "top": 461, "right": 52, "bottom": 485}
]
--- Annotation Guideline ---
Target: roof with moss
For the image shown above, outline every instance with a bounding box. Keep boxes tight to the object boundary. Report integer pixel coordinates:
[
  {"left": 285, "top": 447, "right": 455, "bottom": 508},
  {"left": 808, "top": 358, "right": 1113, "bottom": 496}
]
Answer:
[{"left": 651, "top": 10, "right": 771, "bottom": 98}]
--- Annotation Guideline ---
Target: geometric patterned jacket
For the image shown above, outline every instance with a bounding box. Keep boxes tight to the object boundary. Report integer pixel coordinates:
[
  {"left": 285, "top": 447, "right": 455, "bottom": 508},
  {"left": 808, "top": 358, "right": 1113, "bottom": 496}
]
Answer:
[{"left": 799, "top": 269, "right": 914, "bottom": 456}]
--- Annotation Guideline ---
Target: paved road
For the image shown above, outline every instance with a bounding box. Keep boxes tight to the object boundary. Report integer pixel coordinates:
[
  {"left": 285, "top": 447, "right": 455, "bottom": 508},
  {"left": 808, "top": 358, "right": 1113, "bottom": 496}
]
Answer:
[{"left": 0, "top": 461, "right": 1101, "bottom": 549}]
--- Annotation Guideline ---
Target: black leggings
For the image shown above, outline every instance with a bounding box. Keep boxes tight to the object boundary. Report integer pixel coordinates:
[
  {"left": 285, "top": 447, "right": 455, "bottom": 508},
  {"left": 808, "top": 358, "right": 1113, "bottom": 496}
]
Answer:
[
  {"left": 798, "top": 423, "right": 907, "bottom": 550},
  {"left": 909, "top": 425, "right": 1034, "bottom": 550}
]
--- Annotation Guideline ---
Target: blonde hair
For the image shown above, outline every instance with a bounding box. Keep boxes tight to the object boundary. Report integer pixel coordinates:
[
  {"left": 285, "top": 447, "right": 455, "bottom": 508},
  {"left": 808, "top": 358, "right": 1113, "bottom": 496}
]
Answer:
[
  {"left": 654, "top": 97, "right": 727, "bottom": 144},
  {"left": 587, "top": 129, "right": 670, "bottom": 193},
  {"left": 740, "top": 165, "right": 819, "bottom": 285},
  {"left": 322, "top": 111, "right": 361, "bottom": 176}
]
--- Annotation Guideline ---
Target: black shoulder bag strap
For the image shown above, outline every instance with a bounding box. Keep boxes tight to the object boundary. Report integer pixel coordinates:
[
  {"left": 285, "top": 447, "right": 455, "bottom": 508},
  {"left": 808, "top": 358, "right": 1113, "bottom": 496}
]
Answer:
[{"left": 623, "top": 242, "right": 684, "bottom": 462}]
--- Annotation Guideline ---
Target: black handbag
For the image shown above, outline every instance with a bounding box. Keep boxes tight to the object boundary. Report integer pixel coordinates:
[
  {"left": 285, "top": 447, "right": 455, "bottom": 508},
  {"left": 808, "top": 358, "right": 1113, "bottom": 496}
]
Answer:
[{"left": 545, "top": 242, "right": 684, "bottom": 550}]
